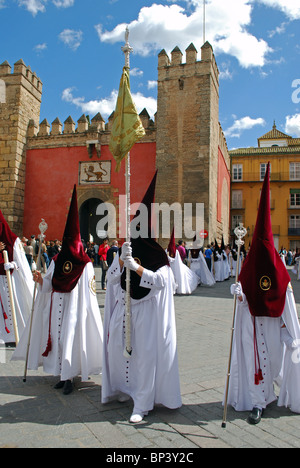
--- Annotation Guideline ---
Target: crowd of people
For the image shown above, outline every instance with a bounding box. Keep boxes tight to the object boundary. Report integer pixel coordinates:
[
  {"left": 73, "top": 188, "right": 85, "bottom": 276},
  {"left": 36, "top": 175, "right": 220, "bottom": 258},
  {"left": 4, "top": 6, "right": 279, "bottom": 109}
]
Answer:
[
  {"left": 1, "top": 167, "right": 300, "bottom": 430},
  {"left": 20, "top": 235, "right": 120, "bottom": 291}
]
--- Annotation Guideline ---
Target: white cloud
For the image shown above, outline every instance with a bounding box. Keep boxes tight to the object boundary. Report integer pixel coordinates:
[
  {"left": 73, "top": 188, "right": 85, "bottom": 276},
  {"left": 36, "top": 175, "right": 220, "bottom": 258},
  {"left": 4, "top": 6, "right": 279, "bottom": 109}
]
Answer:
[
  {"left": 225, "top": 116, "right": 266, "bottom": 138},
  {"left": 219, "top": 62, "right": 233, "bottom": 80},
  {"left": 34, "top": 43, "right": 47, "bottom": 54},
  {"left": 285, "top": 114, "right": 300, "bottom": 136},
  {"left": 148, "top": 80, "right": 157, "bottom": 89},
  {"left": 255, "top": 0, "right": 300, "bottom": 20},
  {"left": 96, "top": 0, "right": 272, "bottom": 68},
  {"left": 130, "top": 68, "right": 144, "bottom": 77},
  {"left": 61, "top": 87, "right": 157, "bottom": 119},
  {"left": 53, "top": 0, "right": 74, "bottom": 7},
  {"left": 59, "top": 29, "right": 83, "bottom": 51},
  {"left": 18, "top": 0, "right": 47, "bottom": 16},
  {"left": 18, "top": 0, "right": 74, "bottom": 15}
]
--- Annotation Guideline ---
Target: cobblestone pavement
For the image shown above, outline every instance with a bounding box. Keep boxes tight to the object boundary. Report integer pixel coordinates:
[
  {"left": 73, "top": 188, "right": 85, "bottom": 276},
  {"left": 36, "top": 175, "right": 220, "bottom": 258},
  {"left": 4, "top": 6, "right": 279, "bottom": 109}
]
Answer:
[{"left": 1, "top": 268, "right": 300, "bottom": 449}]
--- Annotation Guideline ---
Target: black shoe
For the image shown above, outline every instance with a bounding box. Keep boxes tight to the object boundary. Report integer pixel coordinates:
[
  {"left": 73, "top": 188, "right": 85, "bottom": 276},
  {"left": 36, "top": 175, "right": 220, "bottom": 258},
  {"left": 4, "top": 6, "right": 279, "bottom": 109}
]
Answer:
[
  {"left": 247, "top": 407, "right": 263, "bottom": 425},
  {"left": 54, "top": 380, "right": 65, "bottom": 389},
  {"left": 63, "top": 380, "right": 73, "bottom": 395}
]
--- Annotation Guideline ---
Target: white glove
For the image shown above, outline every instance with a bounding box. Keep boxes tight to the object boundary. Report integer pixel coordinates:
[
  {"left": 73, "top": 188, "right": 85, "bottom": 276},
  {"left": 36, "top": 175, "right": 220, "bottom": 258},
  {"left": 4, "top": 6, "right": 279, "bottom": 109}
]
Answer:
[
  {"left": 124, "top": 256, "right": 140, "bottom": 272},
  {"left": 120, "top": 242, "right": 132, "bottom": 262},
  {"left": 230, "top": 282, "right": 243, "bottom": 297},
  {"left": 4, "top": 261, "right": 18, "bottom": 271}
]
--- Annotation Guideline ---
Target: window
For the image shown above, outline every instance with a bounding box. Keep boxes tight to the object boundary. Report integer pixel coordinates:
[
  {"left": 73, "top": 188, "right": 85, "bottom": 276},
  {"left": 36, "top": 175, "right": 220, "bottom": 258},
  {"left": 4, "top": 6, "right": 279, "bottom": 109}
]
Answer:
[
  {"left": 290, "top": 163, "right": 300, "bottom": 180},
  {"left": 290, "top": 189, "right": 300, "bottom": 207},
  {"left": 260, "top": 163, "right": 271, "bottom": 181},
  {"left": 232, "top": 164, "right": 243, "bottom": 181},
  {"left": 232, "top": 190, "right": 243, "bottom": 209},
  {"left": 289, "top": 215, "right": 300, "bottom": 229},
  {"left": 232, "top": 215, "right": 243, "bottom": 229},
  {"left": 0, "top": 80, "right": 5, "bottom": 104}
]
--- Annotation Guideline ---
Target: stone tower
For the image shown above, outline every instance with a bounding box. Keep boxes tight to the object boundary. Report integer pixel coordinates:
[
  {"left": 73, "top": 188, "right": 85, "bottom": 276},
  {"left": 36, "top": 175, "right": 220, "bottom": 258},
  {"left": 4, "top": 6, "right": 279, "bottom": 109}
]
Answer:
[
  {"left": 0, "top": 60, "right": 42, "bottom": 234},
  {"left": 156, "top": 42, "right": 229, "bottom": 244}
]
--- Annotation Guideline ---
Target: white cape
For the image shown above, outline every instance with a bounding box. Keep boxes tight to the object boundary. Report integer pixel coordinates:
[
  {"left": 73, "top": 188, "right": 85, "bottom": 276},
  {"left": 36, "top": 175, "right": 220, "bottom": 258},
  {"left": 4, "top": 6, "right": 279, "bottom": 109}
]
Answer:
[
  {"left": 12, "top": 260, "right": 103, "bottom": 382},
  {"left": 102, "top": 255, "right": 182, "bottom": 415},
  {"left": 0, "top": 238, "right": 34, "bottom": 344},
  {"left": 226, "top": 284, "right": 300, "bottom": 413},
  {"left": 168, "top": 250, "right": 199, "bottom": 295}
]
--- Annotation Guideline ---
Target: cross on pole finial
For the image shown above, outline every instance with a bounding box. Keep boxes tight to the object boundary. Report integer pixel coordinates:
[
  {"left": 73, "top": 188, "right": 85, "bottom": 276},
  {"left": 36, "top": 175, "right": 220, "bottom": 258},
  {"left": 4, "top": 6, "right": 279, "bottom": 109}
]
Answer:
[{"left": 121, "top": 26, "right": 133, "bottom": 69}]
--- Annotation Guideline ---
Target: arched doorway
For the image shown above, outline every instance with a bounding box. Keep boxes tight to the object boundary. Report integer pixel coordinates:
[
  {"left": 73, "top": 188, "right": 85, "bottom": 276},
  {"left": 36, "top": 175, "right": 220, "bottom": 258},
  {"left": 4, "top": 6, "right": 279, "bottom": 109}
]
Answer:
[{"left": 79, "top": 198, "right": 108, "bottom": 244}]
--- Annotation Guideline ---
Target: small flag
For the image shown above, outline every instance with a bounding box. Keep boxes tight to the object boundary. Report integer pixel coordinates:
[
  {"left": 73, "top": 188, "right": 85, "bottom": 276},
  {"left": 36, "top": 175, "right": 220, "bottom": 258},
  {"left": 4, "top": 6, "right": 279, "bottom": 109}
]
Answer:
[{"left": 109, "top": 67, "right": 146, "bottom": 172}]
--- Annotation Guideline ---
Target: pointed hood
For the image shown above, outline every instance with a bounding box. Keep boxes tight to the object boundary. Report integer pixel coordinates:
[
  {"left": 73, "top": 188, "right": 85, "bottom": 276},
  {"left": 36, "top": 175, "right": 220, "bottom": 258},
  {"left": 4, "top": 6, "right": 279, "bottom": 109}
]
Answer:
[
  {"left": 239, "top": 163, "right": 290, "bottom": 318},
  {"left": 167, "top": 228, "right": 176, "bottom": 258},
  {"left": 52, "top": 185, "right": 90, "bottom": 293},
  {"left": 0, "top": 210, "right": 18, "bottom": 276},
  {"left": 121, "top": 171, "right": 169, "bottom": 300}
]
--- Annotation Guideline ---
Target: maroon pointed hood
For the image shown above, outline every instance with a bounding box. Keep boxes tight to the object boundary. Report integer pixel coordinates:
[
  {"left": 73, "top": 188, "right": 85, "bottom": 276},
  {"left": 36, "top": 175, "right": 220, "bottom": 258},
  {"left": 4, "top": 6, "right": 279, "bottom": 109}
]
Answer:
[
  {"left": 239, "top": 163, "right": 290, "bottom": 318},
  {"left": 121, "top": 171, "right": 169, "bottom": 300},
  {"left": 52, "top": 185, "right": 90, "bottom": 293},
  {"left": 0, "top": 210, "right": 18, "bottom": 276},
  {"left": 167, "top": 228, "right": 176, "bottom": 258}
]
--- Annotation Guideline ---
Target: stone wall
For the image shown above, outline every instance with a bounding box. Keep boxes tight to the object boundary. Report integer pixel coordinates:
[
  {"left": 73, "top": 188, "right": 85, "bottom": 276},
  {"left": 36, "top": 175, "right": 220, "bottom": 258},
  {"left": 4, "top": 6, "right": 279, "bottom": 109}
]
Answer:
[{"left": 0, "top": 59, "right": 42, "bottom": 234}]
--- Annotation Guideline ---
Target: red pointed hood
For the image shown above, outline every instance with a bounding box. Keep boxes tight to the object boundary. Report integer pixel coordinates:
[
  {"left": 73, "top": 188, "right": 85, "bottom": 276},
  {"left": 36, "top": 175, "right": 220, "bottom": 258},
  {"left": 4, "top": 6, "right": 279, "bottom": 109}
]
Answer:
[
  {"left": 239, "top": 163, "right": 290, "bottom": 318},
  {"left": 52, "top": 185, "right": 90, "bottom": 293},
  {"left": 167, "top": 228, "right": 176, "bottom": 258},
  {"left": 0, "top": 210, "right": 18, "bottom": 276}
]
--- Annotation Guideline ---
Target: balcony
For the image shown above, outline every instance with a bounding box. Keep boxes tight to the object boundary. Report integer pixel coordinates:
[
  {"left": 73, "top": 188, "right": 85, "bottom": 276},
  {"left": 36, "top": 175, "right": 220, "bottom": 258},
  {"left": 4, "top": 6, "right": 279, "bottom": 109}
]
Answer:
[
  {"left": 232, "top": 172, "right": 298, "bottom": 183},
  {"left": 288, "top": 228, "right": 300, "bottom": 236},
  {"left": 231, "top": 201, "right": 246, "bottom": 210}
]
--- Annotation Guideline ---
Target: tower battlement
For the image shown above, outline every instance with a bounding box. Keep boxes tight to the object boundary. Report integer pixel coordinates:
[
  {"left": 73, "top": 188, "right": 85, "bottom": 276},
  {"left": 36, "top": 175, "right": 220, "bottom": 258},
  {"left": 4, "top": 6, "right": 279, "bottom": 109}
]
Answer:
[
  {"left": 0, "top": 59, "right": 43, "bottom": 101},
  {"left": 158, "top": 42, "right": 219, "bottom": 88},
  {"left": 26, "top": 109, "right": 156, "bottom": 150}
]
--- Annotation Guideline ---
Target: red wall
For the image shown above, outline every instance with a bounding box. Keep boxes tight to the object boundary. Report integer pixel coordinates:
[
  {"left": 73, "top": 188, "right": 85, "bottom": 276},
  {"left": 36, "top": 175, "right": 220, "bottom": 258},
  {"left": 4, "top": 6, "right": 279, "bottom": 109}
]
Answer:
[
  {"left": 23, "top": 142, "right": 156, "bottom": 241},
  {"left": 217, "top": 146, "right": 231, "bottom": 224}
]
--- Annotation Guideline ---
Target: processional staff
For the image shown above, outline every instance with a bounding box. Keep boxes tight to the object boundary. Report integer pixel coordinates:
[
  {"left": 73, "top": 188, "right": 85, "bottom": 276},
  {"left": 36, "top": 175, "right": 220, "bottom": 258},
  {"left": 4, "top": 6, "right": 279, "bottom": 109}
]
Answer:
[
  {"left": 122, "top": 27, "right": 134, "bottom": 359},
  {"left": 23, "top": 219, "right": 48, "bottom": 382},
  {"left": 3, "top": 250, "right": 19, "bottom": 346},
  {"left": 222, "top": 223, "right": 247, "bottom": 428}
]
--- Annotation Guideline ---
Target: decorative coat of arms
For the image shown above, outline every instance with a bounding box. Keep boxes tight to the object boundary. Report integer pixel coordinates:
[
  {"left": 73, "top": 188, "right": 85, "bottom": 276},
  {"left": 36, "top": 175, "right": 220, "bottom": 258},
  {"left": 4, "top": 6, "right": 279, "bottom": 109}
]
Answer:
[{"left": 79, "top": 161, "right": 111, "bottom": 185}]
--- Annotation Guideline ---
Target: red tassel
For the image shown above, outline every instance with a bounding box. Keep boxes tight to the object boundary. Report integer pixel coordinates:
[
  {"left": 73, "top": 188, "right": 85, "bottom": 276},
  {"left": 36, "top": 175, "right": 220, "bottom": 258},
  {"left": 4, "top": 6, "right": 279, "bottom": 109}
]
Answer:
[
  {"left": 42, "top": 292, "right": 54, "bottom": 357},
  {"left": 5, "top": 326, "right": 10, "bottom": 334},
  {"left": 3, "top": 312, "right": 8, "bottom": 320},
  {"left": 42, "top": 336, "right": 52, "bottom": 357}
]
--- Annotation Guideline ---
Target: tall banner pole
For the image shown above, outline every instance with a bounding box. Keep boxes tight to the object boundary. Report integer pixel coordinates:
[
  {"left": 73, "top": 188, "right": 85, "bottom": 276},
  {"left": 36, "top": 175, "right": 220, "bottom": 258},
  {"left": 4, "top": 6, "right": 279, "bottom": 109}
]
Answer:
[
  {"left": 122, "top": 27, "right": 133, "bottom": 358},
  {"left": 23, "top": 219, "right": 48, "bottom": 382},
  {"left": 203, "top": 0, "right": 206, "bottom": 44},
  {"left": 222, "top": 223, "right": 247, "bottom": 428}
]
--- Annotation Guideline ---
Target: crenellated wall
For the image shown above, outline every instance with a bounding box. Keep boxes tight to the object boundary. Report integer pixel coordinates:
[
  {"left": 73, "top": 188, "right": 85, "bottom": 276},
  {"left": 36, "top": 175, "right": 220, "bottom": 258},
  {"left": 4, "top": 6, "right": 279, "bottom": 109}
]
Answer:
[{"left": 0, "top": 59, "right": 42, "bottom": 233}]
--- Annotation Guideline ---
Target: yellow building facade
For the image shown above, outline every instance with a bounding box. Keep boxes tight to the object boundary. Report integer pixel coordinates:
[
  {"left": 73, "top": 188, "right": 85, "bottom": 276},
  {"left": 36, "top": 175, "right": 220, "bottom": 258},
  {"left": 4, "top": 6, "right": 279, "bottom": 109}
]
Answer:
[{"left": 230, "top": 123, "right": 300, "bottom": 251}]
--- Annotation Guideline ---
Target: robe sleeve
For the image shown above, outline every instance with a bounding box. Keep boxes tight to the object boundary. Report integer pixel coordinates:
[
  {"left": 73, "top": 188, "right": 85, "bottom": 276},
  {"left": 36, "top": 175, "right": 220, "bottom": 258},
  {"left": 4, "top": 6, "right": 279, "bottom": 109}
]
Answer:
[
  {"left": 139, "top": 267, "right": 166, "bottom": 291},
  {"left": 40, "top": 261, "right": 55, "bottom": 294},
  {"left": 106, "top": 253, "right": 123, "bottom": 286}
]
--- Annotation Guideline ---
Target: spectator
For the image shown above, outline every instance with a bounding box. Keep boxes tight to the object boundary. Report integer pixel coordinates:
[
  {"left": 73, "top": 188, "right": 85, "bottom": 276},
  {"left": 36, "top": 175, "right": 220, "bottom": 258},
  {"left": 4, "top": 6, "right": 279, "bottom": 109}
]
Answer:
[
  {"left": 107, "top": 240, "right": 119, "bottom": 267},
  {"left": 176, "top": 240, "right": 187, "bottom": 264},
  {"left": 98, "top": 238, "right": 110, "bottom": 290},
  {"left": 47, "top": 240, "right": 57, "bottom": 264},
  {"left": 24, "top": 240, "right": 34, "bottom": 269}
]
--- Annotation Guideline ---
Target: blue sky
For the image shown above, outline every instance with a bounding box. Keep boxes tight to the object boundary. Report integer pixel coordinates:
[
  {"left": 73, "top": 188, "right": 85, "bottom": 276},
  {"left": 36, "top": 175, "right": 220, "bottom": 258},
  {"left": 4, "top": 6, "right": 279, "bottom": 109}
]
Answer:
[{"left": 1, "top": 0, "right": 300, "bottom": 150}]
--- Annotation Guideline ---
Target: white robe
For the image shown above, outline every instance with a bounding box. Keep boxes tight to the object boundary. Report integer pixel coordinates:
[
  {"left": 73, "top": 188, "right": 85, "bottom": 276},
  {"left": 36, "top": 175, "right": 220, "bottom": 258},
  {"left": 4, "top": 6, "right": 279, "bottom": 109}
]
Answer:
[
  {"left": 102, "top": 255, "right": 182, "bottom": 415},
  {"left": 226, "top": 284, "right": 300, "bottom": 413},
  {"left": 0, "top": 238, "right": 34, "bottom": 344},
  {"left": 230, "top": 251, "right": 243, "bottom": 278},
  {"left": 189, "top": 252, "right": 215, "bottom": 287},
  {"left": 168, "top": 250, "right": 199, "bottom": 295},
  {"left": 213, "top": 253, "right": 224, "bottom": 282},
  {"left": 222, "top": 251, "right": 230, "bottom": 280},
  {"left": 12, "top": 260, "right": 103, "bottom": 382}
]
